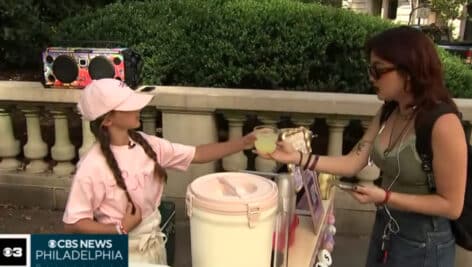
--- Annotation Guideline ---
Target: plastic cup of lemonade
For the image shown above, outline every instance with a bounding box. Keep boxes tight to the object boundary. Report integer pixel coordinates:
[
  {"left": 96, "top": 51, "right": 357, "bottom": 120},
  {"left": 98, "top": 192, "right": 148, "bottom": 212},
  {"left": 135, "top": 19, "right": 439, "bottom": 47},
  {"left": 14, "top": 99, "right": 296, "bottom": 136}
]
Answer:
[{"left": 254, "top": 125, "right": 279, "bottom": 154}]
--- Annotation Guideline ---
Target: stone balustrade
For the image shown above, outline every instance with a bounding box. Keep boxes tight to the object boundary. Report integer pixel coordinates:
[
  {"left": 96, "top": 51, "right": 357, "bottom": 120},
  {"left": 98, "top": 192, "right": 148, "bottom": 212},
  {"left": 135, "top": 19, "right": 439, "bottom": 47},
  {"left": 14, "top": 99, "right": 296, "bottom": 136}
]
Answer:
[
  {"left": 1, "top": 81, "right": 472, "bottom": 201},
  {"left": 2, "top": 81, "right": 472, "bottom": 266}
]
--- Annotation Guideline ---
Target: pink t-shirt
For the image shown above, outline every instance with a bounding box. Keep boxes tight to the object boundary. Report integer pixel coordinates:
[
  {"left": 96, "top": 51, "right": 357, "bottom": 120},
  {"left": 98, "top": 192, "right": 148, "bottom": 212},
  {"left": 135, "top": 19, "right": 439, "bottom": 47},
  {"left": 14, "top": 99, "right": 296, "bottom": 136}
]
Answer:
[{"left": 63, "top": 132, "right": 195, "bottom": 225}]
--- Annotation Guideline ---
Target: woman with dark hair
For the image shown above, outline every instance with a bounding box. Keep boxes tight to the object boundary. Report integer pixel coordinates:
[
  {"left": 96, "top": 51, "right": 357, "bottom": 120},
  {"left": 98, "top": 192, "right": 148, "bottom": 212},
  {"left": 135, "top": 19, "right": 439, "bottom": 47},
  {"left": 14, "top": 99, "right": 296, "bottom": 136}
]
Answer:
[
  {"left": 62, "top": 78, "right": 255, "bottom": 266},
  {"left": 262, "top": 26, "right": 467, "bottom": 266}
]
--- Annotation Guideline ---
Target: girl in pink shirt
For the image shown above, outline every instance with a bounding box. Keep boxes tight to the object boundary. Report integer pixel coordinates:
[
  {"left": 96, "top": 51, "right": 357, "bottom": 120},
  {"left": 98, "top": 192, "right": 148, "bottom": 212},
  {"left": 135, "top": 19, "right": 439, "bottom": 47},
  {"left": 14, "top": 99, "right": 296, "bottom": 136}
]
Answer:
[{"left": 62, "top": 79, "right": 255, "bottom": 265}]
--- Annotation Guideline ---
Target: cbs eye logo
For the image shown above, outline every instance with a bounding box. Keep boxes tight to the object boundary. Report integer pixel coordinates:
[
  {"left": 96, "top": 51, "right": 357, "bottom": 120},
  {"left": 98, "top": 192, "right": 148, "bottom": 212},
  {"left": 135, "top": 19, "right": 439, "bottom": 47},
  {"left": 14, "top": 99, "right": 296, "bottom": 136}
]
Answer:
[
  {"left": 2, "top": 247, "right": 22, "bottom": 258},
  {"left": 0, "top": 238, "right": 26, "bottom": 266}
]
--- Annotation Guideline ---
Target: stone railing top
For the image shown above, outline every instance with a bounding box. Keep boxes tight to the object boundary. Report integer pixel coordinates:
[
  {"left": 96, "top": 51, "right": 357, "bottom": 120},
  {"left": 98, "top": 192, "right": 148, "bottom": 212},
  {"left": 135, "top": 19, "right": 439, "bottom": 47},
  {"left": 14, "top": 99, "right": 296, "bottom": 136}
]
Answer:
[
  {"left": 1, "top": 81, "right": 472, "bottom": 120},
  {"left": 0, "top": 81, "right": 81, "bottom": 104},
  {"left": 148, "top": 86, "right": 382, "bottom": 117}
]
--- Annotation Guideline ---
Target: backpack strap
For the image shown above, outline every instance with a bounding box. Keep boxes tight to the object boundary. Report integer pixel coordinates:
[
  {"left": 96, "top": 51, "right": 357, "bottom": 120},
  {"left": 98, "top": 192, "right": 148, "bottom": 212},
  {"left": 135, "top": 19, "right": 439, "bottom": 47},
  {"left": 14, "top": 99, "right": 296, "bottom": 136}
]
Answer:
[{"left": 415, "top": 103, "right": 459, "bottom": 191}]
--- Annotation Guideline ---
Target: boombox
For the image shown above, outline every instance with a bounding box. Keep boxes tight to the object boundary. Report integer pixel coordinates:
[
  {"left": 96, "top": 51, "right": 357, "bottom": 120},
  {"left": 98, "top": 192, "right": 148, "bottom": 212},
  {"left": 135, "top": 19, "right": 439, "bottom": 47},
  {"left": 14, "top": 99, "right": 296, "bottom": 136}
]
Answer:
[{"left": 42, "top": 47, "right": 142, "bottom": 89}]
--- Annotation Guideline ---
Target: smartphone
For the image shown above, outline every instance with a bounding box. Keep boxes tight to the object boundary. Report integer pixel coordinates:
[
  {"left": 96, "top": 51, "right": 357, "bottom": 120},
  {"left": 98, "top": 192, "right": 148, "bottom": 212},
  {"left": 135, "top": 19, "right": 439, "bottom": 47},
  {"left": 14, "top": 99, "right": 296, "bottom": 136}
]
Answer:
[{"left": 335, "top": 181, "right": 358, "bottom": 191}]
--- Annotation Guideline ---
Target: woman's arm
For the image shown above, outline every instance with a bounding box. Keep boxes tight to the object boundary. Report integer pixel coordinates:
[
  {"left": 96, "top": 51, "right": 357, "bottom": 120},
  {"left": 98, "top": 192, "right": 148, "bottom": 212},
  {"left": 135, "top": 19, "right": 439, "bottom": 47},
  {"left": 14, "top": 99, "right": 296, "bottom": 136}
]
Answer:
[
  {"left": 192, "top": 134, "right": 255, "bottom": 163},
  {"left": 271, "top": 109, "right": 382, "bottom": 177},
  {"left": 353, "top": 113, "right": 467, "bottom": 219},
  {"left": 313, "top": 137, "right": 376, "bottom": 177}
]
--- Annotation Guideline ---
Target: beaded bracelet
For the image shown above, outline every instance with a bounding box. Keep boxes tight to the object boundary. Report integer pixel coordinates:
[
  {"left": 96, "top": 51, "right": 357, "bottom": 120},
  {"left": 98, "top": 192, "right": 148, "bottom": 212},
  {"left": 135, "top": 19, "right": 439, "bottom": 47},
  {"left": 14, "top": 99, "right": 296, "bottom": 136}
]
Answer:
[
  {"left": 115, "top": 222, "right": 127, "bottom": 235},
  {"left": 297, "top": 151, "right": 303, "bottom": 166},
  {"left": 303, "top": 154, "right": 313, "bottom": 170},
  {"left": 309, "top": 154, "right": 320, "bottom": 171}
]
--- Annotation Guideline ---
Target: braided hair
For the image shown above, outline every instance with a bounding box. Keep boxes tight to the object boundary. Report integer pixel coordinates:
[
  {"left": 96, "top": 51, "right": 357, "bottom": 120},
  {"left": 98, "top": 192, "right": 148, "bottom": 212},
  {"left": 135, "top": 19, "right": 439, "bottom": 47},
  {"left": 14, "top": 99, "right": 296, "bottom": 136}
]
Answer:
[
  {"left": 90, "top": 114, "right": 167, "bottom": 214},
  {"left": 128, "top": 130, "right": 167, "bottom": 182}
]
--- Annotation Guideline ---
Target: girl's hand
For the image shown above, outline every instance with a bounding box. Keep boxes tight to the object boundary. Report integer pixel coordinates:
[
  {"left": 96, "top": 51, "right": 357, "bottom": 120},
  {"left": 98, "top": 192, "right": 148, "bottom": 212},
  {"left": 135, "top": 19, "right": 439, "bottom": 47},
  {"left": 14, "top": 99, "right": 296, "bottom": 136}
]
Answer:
[
  {"left": 348, "top": 185, "right": 386, "bottom": 204},
  {"left": 242, "top": 132, "right": 257, "bottom": 150},
  {"left": 121, "top": 202, "right": 142, "bottom": 232},
  {"left": 256, "top": 141, "right": 300, "bottom": 164}
]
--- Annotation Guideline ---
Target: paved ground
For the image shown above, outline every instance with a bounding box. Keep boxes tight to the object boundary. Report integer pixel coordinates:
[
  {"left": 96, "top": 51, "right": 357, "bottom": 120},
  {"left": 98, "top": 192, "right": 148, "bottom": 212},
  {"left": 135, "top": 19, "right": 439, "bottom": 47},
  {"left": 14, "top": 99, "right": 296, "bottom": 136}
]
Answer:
[
  {"left": 0, "top": 203, "right": 370, "bottom": 267},
  {"left": 332, "top": 234, "right": 370, "bottom": 267},
  {"left": 0, "top": 203, "right": 64, "bottom": 234}
]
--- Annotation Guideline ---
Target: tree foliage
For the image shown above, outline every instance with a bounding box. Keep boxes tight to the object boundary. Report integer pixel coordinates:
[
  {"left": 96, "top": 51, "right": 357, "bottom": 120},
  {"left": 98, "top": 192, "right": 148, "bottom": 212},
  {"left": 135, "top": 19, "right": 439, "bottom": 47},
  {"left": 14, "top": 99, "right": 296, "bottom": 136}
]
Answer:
[
  {"left": 53, "top": 0, "right": 472, "bottom": 97},
  {"left": 0, "top": 0, "right": 125, "bottom": 68},
  {"left": 430, "top": 0, "right": 469, "bottom": 25}
]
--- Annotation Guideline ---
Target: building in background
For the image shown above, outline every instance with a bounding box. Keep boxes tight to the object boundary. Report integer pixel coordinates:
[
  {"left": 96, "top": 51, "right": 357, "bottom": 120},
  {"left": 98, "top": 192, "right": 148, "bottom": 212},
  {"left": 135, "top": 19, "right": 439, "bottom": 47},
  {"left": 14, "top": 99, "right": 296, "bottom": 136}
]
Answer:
[{"left": 342, "top": 0, "right": 471, "bottom": 40}]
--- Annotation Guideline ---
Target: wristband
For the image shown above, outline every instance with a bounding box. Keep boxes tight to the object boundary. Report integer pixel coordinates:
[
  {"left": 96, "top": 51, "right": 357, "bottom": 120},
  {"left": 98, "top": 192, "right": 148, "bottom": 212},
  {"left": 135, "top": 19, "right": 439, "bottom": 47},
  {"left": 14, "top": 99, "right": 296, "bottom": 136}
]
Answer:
[
  {"left": 381, "top": 189, "right": 391, "bottom": 205},
  {"left": 116, "top": 222, "right": 127, "bottom": 235},
  {"left": 115, "top": 223, "right": 122, "bottom": 234}
]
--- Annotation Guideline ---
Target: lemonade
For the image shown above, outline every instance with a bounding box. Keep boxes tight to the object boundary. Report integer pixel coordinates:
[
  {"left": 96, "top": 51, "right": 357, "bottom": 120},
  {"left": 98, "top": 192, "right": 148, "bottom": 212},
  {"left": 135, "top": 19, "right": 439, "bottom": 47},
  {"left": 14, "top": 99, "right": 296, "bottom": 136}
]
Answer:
[{"left": 254, "top": 126, "right": 278, "bottom": 154}]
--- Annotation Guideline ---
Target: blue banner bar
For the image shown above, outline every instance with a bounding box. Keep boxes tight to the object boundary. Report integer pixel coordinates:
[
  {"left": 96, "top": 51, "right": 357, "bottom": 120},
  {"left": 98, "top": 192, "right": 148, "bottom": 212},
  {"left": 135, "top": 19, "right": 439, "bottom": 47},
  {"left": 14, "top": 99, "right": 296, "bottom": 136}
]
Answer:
[{"left": 31, "top": 234, "right": 128, "bottom": 267}]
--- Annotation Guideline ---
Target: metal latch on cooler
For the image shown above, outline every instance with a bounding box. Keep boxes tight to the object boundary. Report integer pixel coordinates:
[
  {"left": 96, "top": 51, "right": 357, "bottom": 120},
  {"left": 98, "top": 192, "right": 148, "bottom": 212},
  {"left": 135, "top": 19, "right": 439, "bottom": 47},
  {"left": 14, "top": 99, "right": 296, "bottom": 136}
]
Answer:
[
  {"left": 186, "top": 194, "right": 193, "bottom": 218},
  {"left": 247, "top": 204, "right": 261, "bottom": 228}
]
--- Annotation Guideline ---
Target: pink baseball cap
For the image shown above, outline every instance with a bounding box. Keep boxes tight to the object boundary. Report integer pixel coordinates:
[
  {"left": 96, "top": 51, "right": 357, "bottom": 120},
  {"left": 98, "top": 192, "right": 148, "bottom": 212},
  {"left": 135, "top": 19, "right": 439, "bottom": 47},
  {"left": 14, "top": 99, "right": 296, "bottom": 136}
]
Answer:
[{"left": 77, "top": 79, "right": 153, "bottom": 121}]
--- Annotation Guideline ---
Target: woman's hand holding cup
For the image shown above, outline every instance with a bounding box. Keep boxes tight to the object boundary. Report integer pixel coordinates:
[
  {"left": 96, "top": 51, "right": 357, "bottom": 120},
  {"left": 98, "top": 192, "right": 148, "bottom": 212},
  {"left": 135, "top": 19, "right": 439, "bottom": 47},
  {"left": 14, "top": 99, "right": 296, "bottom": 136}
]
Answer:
[{"left": 253, "top": 126, "right": 300, "bottom": 165}]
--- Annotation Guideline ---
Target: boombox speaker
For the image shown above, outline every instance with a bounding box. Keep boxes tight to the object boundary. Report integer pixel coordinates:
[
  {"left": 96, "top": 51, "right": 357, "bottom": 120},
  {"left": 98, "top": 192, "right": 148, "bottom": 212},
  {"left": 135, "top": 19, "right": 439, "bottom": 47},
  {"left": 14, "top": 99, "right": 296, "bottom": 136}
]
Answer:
[{"left": 42, "top": 47, "right": 142, "bottom": 89}]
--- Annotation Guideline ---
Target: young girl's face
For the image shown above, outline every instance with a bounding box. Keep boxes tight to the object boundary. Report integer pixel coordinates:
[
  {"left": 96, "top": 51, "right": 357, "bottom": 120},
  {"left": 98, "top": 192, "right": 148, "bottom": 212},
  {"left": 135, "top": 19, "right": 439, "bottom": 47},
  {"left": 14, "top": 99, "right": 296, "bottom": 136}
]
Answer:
[{"left": 107, "top": 110, "right": 142, "bottom": 130}]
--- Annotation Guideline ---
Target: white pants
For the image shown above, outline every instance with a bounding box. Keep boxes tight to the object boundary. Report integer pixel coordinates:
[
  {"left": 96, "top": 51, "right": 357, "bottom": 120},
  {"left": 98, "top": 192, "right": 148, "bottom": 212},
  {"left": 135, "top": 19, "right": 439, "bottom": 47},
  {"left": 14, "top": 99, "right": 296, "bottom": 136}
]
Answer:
[{"left": 128, "top": 208, "right": 168, "bottom": 266}]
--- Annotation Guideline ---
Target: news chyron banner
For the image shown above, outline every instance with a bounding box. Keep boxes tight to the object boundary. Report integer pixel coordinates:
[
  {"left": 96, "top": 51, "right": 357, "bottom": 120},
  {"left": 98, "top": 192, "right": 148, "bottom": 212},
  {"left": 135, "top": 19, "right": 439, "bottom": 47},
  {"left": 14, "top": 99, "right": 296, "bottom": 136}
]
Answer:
[{"left": 0, "top": 234, "right": 128, "bottom": 267}]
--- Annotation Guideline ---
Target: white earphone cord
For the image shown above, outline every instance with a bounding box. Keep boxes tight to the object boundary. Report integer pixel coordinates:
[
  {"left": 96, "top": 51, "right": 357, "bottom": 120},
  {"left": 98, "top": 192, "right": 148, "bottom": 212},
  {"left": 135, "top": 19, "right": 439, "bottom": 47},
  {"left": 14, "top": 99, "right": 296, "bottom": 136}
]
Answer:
[{"left": 383, "top": 117, "right": 413, "bottom": 235}]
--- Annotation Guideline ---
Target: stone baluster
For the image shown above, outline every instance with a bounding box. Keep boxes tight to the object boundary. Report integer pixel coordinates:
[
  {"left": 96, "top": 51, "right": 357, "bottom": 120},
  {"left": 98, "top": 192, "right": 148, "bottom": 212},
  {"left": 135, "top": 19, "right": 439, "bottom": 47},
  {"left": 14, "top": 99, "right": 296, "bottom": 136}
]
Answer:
[
  {"left": 141, "top": 107, "right": 157, "bottom": 136},
  {"left": 78, "top": 115, "right": 95, "bottom": 158},
  {"left": 326, "top": 118, "right": 351, "bottom": 203},
  {"left": 50, "top": 110, "right": 75, "bottom": 176},
  {"left": 326, "top": 118, "right": 350, "bottom": 156},
  {"left": 0, "top": 108, "right": 21, "bottom": 170},
  {"left": 22, "top": 108, "right": 49, "bottom": 173},
  {"left": 255, "top": 116, "right": 278, "bottom": 172},
  {"left": 293, "top": 115, "right": 314, "bottom": 130},
  {"left": 356, "top": 118, "right": 380, "bottom": 185},
  {"left": 222, "top": 112, "right": 247, "bottom": 171},
  {"left": 161, "top": 109, "right": 218, "bottom": 198}
]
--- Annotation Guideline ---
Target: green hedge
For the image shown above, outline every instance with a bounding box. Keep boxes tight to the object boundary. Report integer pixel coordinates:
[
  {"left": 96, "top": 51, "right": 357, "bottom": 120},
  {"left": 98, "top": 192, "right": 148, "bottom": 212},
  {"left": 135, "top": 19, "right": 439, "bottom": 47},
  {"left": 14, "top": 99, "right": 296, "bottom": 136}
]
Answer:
[
  {"left": 439, "top": 49, "right": 472, "bottom": 98},
  {"left": 53, "top": 0, "right": 472, "bottom": 98},
  {"left": 0, "top": 0, "right": 124, "bottom": 69},
  {"left": 295, "top": 0, "right": 342, "bottom": 7}
]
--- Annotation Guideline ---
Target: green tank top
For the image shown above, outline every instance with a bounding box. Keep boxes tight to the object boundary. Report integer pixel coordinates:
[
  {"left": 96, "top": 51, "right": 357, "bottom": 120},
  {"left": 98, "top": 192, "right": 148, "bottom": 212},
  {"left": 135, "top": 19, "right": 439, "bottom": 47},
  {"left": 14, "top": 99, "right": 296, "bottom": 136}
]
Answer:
[{"left": 371, "top": 133, "right": 430, "bottom": 194}]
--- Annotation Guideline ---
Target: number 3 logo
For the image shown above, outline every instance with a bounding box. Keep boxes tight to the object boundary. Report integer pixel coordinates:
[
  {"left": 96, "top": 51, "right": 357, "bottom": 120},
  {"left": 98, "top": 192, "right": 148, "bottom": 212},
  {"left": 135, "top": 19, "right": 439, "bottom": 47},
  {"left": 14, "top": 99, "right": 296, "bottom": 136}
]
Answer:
[
  {"left": 3, "top": 247, "right": 22, "bottom": 257},
  {"left": 12, "top": 247, "right": 22, "bottom": 257}
]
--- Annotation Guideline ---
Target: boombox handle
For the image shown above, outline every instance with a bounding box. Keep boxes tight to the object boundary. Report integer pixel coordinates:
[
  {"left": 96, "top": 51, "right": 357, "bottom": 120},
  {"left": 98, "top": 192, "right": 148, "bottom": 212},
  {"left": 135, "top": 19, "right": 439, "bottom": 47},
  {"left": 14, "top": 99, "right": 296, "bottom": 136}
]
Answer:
[{"left": 47, "top": 40, "right": 128, "bottom": 48}]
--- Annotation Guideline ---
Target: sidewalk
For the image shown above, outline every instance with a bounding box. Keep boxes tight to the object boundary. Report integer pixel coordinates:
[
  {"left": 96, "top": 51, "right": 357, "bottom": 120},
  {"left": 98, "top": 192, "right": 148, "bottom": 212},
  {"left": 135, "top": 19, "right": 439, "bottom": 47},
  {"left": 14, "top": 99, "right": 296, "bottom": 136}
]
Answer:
[
  {"left": 0, "top": 204, "right": 64, "bottom": 233},
  {"left": 0, "top": 204, "right": 370, "bottom": 267},
  {"left": 1, "top": 204, "right": 469, "bottom": 267},
  {"left": 332, "top": 234, "right": 370, "bottom": 267},
  {"left": 0, "top": 204, "right": 367, "bottom": 267}
]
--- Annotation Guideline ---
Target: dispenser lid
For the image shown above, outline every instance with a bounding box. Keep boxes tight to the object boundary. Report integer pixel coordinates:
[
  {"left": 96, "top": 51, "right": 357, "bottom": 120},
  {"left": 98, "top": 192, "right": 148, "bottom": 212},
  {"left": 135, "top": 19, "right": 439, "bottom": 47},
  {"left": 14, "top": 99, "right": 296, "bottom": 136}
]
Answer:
[{"left": 186, "top": 172, "right": 278, "bottom": 215}]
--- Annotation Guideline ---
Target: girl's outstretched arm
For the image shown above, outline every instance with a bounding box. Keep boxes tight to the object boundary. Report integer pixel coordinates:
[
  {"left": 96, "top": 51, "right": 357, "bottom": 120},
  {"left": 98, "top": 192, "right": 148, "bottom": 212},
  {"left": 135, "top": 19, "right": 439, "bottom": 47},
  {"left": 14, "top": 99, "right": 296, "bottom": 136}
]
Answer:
[{"left": 192, "top": 133, "right": 256, "bottom": 163}]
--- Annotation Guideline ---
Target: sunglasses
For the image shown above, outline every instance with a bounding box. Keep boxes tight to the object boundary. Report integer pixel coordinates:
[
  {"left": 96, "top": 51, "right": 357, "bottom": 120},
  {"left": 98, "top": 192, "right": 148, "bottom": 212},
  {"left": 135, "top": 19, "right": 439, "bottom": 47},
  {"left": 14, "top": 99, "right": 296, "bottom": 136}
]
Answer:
[{"left": 368, "top": 65, "right": 397, "bottom": 80}]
